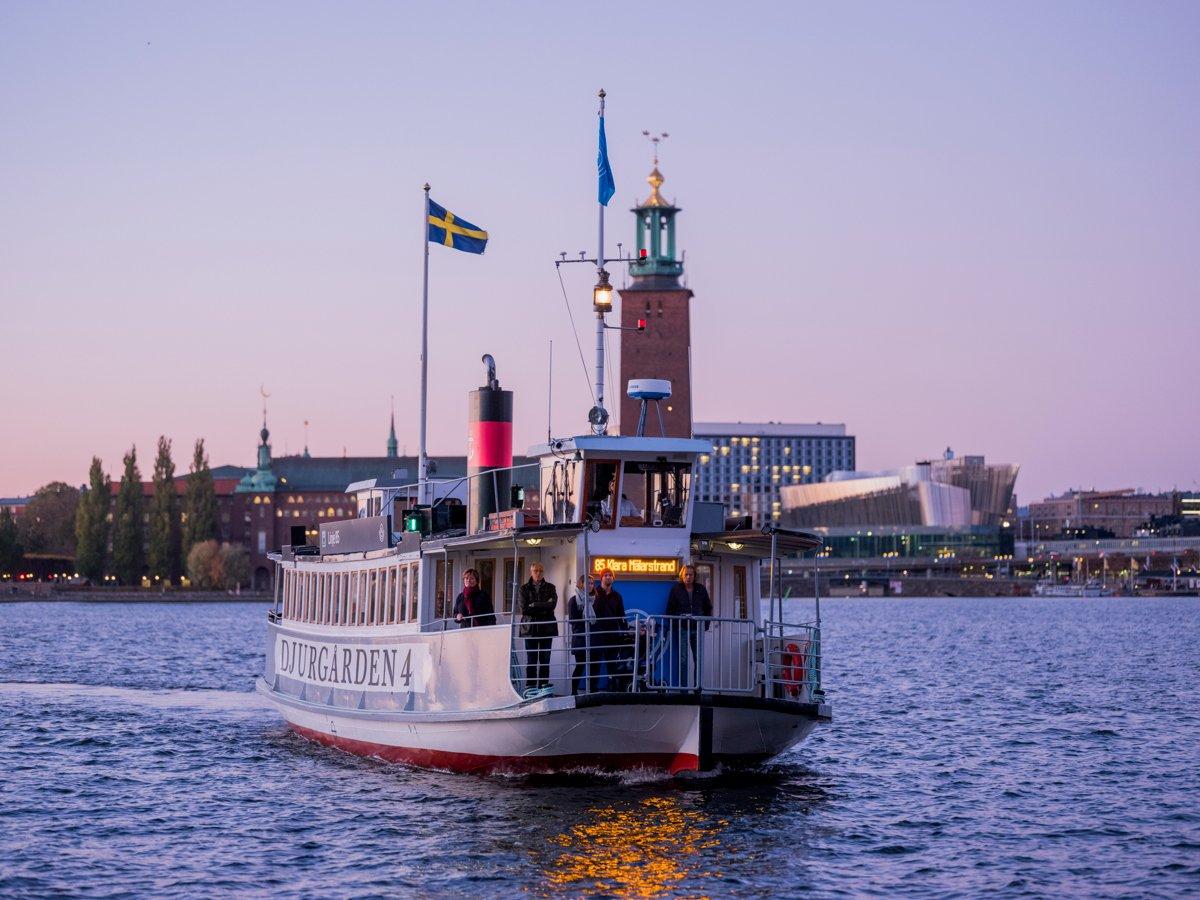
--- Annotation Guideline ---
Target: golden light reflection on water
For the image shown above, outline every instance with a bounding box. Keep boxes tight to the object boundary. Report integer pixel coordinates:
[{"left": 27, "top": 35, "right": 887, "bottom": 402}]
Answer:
[{"left": 544, "top": 796, "right": 726, "bottom": 898}]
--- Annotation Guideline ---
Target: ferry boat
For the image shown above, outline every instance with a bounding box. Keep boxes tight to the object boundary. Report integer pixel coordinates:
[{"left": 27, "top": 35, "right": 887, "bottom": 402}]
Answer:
[
  {"left": 256, "top": 96, "right": 830, "bottom": 773},
  {"left": 1033, "top": 580, "right": 1114, "bottom": 597},
  {"left": 255, "top": 401, "right": 831, "bottom": 773}
]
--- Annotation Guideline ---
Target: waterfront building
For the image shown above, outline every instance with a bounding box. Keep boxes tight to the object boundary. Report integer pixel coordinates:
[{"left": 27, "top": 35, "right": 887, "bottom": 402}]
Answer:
[
  {"left": 778, "top": 449, "right": 1018, "bottom": 562},
  {"left": 222, "top": 415, "right": 537, "bottom": 588},
  {"left": 1028, "top": 489, "right": 1174, "bottom": 539},
  {"left": 0, "top": 496, "right": 30, "bottom": 520},
  {"left": 692, "top": 423, "right": 855, "bottom": 526}
]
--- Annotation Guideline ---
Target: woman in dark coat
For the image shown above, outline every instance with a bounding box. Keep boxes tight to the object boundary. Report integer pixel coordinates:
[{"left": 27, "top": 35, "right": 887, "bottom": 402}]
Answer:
[
  {"left": 518, "top": 563, "right": 558, "bottom": 689},
  {"left": 453, "top": 568, "right": 496, "bottom": 627}
]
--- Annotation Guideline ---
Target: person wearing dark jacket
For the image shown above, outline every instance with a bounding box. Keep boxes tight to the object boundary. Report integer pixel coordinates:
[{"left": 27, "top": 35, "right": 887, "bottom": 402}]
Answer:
[
  {"left": 591, "top": 569, "right": 629, "bottom": 692},
  {"left": 666, "top": 564, "right": 712, "bottom": 689},
  {"left": 453, "top": 568, "right": 496, "bottom": 627},
  {"left": 519, "top": 563, "right": 559, "bottom": 689}
]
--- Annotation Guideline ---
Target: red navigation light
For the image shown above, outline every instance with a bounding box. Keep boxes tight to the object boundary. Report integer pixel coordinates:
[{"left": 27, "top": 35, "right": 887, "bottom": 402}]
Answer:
[
  {"left": 639, "top": 248, "right": 648, "bottom": 259},
  {"left": 636, "top": 318, "right": 647, "bottom": 330}
]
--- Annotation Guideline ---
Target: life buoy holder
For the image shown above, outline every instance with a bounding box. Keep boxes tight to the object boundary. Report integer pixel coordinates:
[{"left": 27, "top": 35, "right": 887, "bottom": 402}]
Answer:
[{"left": 781, "top": 640, "right": 808, "bottom": 697}]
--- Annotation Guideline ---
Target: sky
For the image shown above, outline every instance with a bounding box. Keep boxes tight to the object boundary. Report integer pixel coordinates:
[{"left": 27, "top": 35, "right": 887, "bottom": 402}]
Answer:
[{"left": 2, "top": 1, "right": 1198, "bottom": 502}]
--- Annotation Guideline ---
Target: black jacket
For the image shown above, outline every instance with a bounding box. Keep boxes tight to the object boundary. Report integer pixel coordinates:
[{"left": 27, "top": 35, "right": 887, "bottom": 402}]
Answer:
[
  {"left": 666, "top": 582, "right": 713, "bottom": 618},
  {"left": 452, "top": 589, "right": 496, "bottom": 627},
  {"left": 592, "top": 587, "right": 627, "bottom": 636},
  {"left": 519, "top": 577, "right": 559, "bottom": 638}
]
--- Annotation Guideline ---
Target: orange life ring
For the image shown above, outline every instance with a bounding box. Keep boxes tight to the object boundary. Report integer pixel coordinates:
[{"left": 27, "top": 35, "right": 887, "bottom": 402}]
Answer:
[{"left": 782, "top": 641, "right": 808, "bottom": 697}]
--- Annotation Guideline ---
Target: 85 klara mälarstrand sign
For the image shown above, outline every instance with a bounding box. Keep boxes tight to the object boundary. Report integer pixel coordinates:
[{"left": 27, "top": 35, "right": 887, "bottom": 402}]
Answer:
[{"left": 590, "top": 557, "right": 680, "bottom": 579}]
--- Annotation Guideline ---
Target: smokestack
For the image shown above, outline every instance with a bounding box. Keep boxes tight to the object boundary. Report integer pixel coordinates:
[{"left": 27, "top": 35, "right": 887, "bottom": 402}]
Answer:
[{"left": 467, "top": 354, "right": 513, "bottom": 534}]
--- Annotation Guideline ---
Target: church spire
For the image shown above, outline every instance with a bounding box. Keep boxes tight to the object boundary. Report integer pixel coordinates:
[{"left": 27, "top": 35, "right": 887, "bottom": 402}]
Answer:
[{"left": 387, "top": 396, "right": 398, "bottom": 458}]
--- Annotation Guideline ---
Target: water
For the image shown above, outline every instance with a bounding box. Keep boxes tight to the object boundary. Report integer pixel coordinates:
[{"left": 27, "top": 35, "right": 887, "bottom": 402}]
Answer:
[{"left": 1, "top": 597, "right": 1197, "bottom": 897}]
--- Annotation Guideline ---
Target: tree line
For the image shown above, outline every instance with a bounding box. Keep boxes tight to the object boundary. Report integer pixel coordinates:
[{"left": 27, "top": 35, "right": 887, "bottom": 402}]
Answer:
[{"left": 0, "top": 438, "right": 248, "bottom": 589}]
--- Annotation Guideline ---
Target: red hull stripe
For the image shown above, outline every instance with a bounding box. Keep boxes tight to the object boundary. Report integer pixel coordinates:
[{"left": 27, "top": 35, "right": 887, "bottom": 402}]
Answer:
[
  {"left": 468, "top": 420, "right": 513, "bottom": 469},
  {"left": 290, "top": 724, "right": 699, "bottom": 774}
]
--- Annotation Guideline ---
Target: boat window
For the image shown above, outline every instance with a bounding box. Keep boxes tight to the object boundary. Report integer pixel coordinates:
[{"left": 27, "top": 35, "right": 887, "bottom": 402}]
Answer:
[
  {"left": 340, "top": 571, "right": 350, "bottom": 628},
  {"left": 622, "top": 460, "right": 691, "bottom": 527},
  {"left": 435, "top": 559, "right": 454, "bottom": 620},
  {"left": 473, "top": 558, "right": 496, "bottom": 605},
  {"left": 695, "top": 563, "right": 714, "bottom": 605},
  {"left": 282, "top": 570, "right": 291, "bottom": 619},
  {"left": 502, "top": 557, "right": 524, "bottom": 613},
  {"left": 540, "top": 458, "right": 579, "bottom": 525},
  {"left": 733, "top": 565, "right": 748, "bottom": 620},
  {"left": 348, "top": 571, "right": 359, "bottom": 625},
  {"left": 583, "top": 460, "right": 621, "bottom": 528},
  {"left": 409, "top": 565, "right": 420, "bottom": 622},
  {"left": 368, "top": 570, "right": 379, "bottom": 625}
]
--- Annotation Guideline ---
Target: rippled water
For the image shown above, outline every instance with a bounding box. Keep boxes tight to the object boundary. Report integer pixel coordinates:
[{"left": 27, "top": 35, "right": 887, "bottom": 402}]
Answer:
[{"left": 1, "top": 597, "right": 1197, "bottom": 897}]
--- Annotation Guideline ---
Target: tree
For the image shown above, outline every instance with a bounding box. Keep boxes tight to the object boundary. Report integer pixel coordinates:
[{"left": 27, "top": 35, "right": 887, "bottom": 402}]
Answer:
[
  {"left": 74, "top": 458, "right": 111, "bottom": 582},
  {"left": 186, "top": 539, "right": 222, "bottom": 590},
  {"left": 17, "top": 482, "right": 80, "bottom": 559},
  {"left": 0, "top": 508, "right": 22, "bottom": 577},
  {"left": 219, "top": 543, "right": 250, "bottom": 590},
  {"left": 183, "top": 439, "right": 217, "bottom": 561},
  {"left": 148, "top": 436, "right": 182, "bottom": 584},
  {"left": 111, "top": 447, "right": 145, "bottom": 585}
]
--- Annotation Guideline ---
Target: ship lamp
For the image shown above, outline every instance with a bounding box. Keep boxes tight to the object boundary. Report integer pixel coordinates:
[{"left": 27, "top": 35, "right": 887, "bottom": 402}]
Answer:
[{"left": 592, "top": 269, "right": 613, "bottom": 312}]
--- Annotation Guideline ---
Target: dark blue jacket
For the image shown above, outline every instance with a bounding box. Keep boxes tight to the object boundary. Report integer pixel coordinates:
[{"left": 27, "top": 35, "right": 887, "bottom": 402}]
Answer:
[{"left": 666, "top": 582, "right": 713, "bottom": 618}]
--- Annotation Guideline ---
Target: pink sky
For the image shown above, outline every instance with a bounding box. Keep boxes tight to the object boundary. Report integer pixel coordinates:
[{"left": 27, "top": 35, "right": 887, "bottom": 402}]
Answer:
[{"left": 2, "top": 2, "right": 1197, "bottom": 502}]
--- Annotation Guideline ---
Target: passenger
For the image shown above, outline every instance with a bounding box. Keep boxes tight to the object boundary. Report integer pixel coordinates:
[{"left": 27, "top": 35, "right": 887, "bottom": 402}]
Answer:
[
  {"left": 567, "top": 574, "right": 597, "bottom": 695},
  {"left": 591, "top": 568, "right": 629, "bottom": 692},
  {"left": 519, "top": 563, "right": 559, "bottom": 690},
  {"left": 453, "top": 568, "right": 496, "bottom": 627},
  {"left": 666, "top": 564, "right": 712, "bottom": 690}
]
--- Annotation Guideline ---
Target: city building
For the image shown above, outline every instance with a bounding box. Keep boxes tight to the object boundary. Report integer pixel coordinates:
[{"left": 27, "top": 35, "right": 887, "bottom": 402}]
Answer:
[
  {"left": 223, "top": 415, "right": 538, "bottom": 588},
  {"left": 693, "top": 423, "right": 855, "bottom": 526},
  {"left": 617, "top": 156, "right": 694, "bottom": 438},
  {"left": 1028, "top": 489, "right": 1174, "bottom": 539},
  {"left": 0, "top": 497, "right": 30, "bottom": 520},
  {"left": 778, "top": 449, "right": 1018, "bottom": 562}
]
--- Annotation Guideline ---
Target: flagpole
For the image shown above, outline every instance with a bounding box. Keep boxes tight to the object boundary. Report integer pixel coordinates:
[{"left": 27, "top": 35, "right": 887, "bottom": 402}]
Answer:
[
  {"left": 594, "top": 89, "right": 607, "bottom": 434},
  {"left": 419, "top": 182, "right": 431, "bottom": 504}
]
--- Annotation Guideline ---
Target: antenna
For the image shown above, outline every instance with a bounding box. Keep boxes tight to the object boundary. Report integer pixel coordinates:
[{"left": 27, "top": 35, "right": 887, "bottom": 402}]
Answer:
[
  {"left": 642, "top": 130, "right": 669, "bottom": 166},
  {"left": 547, "top": 339, "right": 553, "bottom": 443}
]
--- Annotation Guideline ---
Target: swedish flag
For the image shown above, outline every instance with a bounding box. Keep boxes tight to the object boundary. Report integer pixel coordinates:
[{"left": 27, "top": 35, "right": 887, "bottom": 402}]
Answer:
[{"left": 427, "top": 199, "right": 488, "bottom": 254}]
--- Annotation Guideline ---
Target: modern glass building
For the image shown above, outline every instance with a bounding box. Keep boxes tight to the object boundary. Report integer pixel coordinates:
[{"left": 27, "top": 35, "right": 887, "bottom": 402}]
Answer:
[{"left": 692, "top": 422, "right": 855, "bottom": 525}]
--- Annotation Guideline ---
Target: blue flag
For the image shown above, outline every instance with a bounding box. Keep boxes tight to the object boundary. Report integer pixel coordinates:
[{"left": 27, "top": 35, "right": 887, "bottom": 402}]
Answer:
[
  {"left": 597, "top": 115, "right": 616, "bottom": 206},
  {"left": 427, "top": 199, "right": 488, "bottom": 254}
]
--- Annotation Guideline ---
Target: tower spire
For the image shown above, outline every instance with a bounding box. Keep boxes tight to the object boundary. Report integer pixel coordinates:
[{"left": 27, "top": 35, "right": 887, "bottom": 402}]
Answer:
[{"left": 387, "top": 396, "right": 398, "bottom": 458}]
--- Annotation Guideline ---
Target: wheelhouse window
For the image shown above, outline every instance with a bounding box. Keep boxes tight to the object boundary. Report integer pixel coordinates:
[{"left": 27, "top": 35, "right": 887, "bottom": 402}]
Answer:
[
  {"left": 621, "top": 459, "right": 692, "bottom": 528},
  {"left": 540, "top": 458, "right": 579, "bottom": 525},
  {"left": 583, "top": 460, "right": 621, "bottom": 529}
]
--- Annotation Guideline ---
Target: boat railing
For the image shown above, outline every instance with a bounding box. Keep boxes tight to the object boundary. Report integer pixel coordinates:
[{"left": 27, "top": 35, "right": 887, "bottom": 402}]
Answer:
[
  {"left": 500, "top": 612, "right": 820, "bottom": 703},
  {"left": 761, "top": 618, "right": 822, "bottom": 703}
]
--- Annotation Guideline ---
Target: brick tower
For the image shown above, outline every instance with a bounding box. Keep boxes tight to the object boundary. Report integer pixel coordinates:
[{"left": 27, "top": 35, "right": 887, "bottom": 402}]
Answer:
[{"left": 618, "top": 159, "right": 694, "bottom": 437}]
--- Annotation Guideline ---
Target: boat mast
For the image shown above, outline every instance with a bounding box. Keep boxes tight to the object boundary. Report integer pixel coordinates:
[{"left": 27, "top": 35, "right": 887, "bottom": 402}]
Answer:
[
  {"left": 592, "top": 89, "right": 609, "bottom": 434},
  {"left": 419, "top": 183, "right": 431, "bottom": 503}
]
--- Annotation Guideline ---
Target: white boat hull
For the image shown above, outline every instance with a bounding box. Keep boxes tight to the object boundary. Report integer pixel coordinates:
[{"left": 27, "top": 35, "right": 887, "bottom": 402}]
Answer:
[{"left": 257, "top": 678, "right": 827, "bottom": 774}]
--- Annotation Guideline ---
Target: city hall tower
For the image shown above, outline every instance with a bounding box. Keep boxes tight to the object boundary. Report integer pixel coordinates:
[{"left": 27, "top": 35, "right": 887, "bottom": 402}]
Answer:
[{"left": 618, "top": 156, "right": 695, "bottom": 437}]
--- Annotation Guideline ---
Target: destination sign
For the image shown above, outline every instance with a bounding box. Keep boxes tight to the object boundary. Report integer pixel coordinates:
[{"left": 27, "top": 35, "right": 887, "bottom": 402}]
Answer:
[
  {"left": 320, "top": 514, "right": 392, "bottom": 556},
  {"left": 590, "top": 556, "right": 680, "bottom": 579},
  {"left": 275, "top": 636, "right": 431, "bottom": 693}
]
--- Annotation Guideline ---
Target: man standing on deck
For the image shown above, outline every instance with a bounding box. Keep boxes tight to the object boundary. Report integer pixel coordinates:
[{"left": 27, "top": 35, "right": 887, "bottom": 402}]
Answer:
[
  {"left": 666, "top": 564, "right": 712, "bottom": 690},
  {"left": 519, "top": 563, "right": 558, "bottom": 690}
]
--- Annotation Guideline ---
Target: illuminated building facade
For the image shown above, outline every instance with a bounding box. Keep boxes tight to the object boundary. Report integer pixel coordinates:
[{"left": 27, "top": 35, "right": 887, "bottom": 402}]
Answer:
[{"left": 692, "top": 422, "right": 855, "bottom": 525}]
